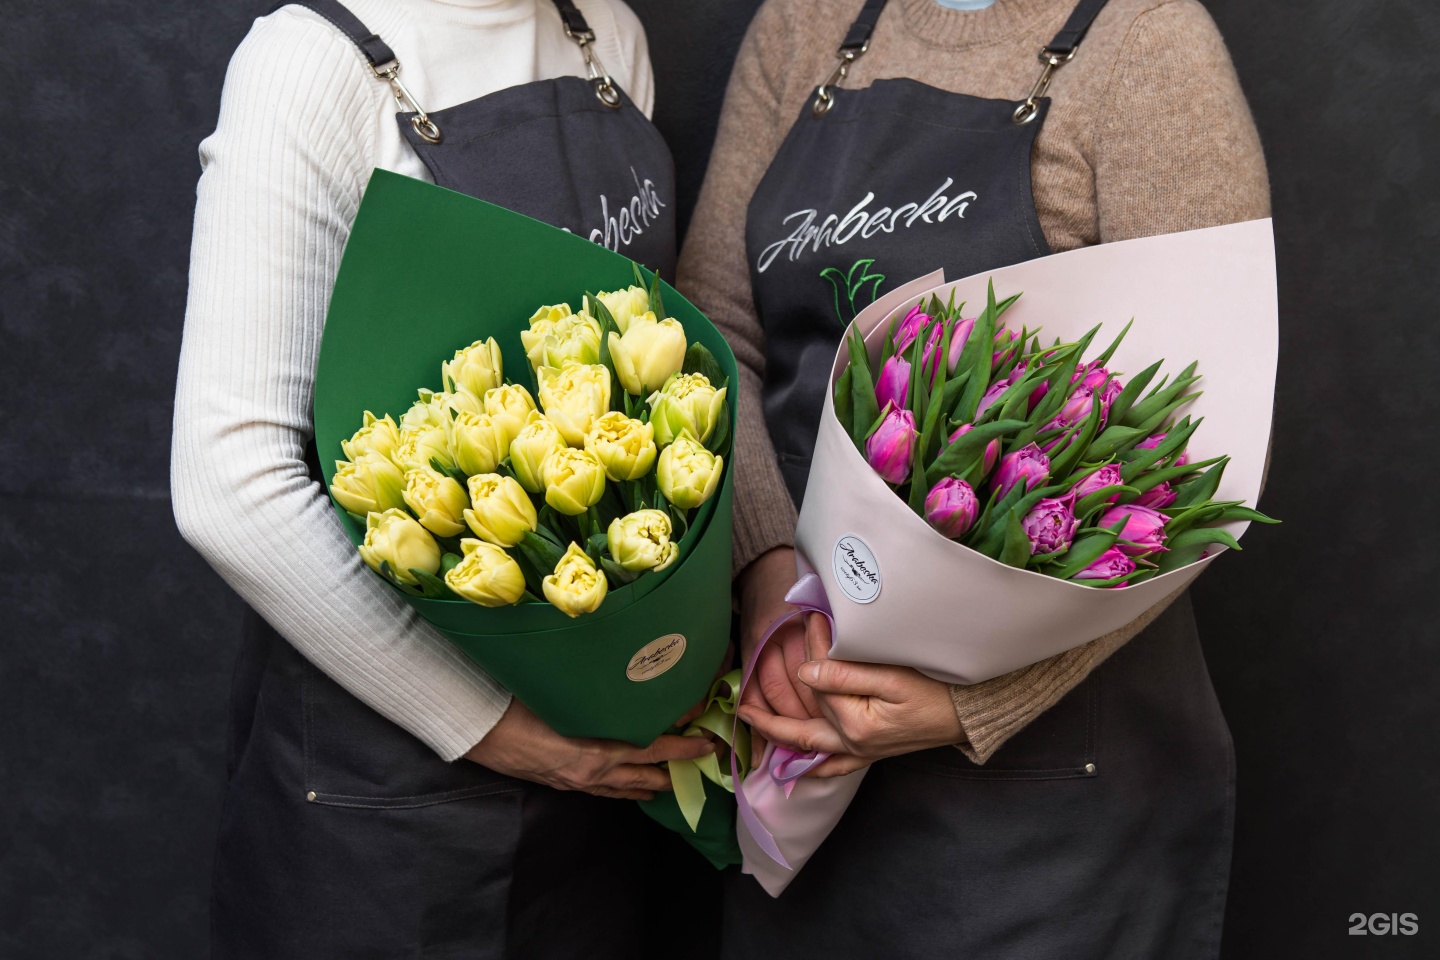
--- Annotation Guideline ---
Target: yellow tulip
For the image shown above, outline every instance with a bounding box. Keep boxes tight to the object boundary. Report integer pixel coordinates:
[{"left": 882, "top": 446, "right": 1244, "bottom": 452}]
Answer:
[
  {"left": 607, "top": 509, "right": 679, "bottom": 572},
  {"left": 584, "top": 411, "right": 657, "bottom": 482},
  {"left": 648, "top": 373, "right": 728, "bottom": 446},
  {"left": 342, "top": 411, "right": 402, "bottom": 462},
  {"left": 330, "top": 452, "right": 407, "bottom": 516},
  {"left": 596, "top": 285, "right": 650, "bottom": 333},
  {"left": 536, "top": 363, "right": 612, "bottom": 446},
  {"left": 543, "top": 542, "right": 609, "bottom": 618},
  {"left": 402, "top": 466, "right": 471, "bottom": 538},
  {"left": 522, "top": 312, "right": 603, "bottom": 372},
  {"left": 401, "top": 388, "right": 482, "bottom": 433},
  {"left": 509, "top": 417, "right": 567, "bottom": 494},
  {"left": 540, "top": 446, "right": 607, "bottom": 516},
  {"left": 358, "top": 508, "right": 441, "bottom": 586},
  {"left": 442, "top": 338, "right": 504, "bottom": 398},
  {"left": 483, "top": 383, "right": 538, "bottom": 445},
  {"left": 449, "top": 410, "right": 510, "bottom": 477},
  {"left": 608, "top": 312, "right": 687, "bottom": 396},
  {"left": 445, "top": 539, "right": 527, "bottom": 607},
  {"left": 463, "top": 474, "right": 538, "bottom": 547},
  {"left": 657, "top": 433, "right": 722, "bottom": 509},
  {"left": 520, "top": 303, "right": 574, "bottom": 371},
  {"left": 393, "top": 425, "right": 456, "bottom": 473}
]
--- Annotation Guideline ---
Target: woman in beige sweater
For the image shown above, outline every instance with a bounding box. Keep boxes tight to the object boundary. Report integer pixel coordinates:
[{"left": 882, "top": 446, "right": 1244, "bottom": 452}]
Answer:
[{"left": 678, "top": 0, "right": 1268, "bottom": 953}]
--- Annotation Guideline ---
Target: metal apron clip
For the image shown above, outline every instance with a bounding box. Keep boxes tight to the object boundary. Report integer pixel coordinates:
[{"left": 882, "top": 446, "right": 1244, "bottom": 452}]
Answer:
[
  {"left": 1013, "top": 47, "right": 1075, "bottom": 125},
  {"left": 371, "top": 59, "right": 443, "bottom": 144}
]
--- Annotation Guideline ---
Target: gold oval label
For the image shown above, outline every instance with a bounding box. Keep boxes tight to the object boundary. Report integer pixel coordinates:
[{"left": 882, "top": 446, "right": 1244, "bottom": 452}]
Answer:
[{"left": 626, "top": 633, "right": 687, "bottom": 682}]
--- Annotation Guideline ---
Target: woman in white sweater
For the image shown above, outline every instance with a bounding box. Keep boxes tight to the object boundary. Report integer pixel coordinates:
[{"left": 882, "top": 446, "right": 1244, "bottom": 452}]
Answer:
[{"left": 171, "top": 1, "right": 711, "bottom": 954}]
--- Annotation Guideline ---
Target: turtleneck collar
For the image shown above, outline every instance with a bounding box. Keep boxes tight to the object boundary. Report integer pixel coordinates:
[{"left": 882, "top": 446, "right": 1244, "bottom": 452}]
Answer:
[{"left": 895, "top": 0, "right": 1070, "bottom": 49}]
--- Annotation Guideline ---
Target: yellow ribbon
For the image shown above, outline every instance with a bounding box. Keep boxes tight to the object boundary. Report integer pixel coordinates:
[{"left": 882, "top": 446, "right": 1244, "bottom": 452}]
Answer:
[{"left": 669, "top": 669, "right": 750, "bottom": 832}]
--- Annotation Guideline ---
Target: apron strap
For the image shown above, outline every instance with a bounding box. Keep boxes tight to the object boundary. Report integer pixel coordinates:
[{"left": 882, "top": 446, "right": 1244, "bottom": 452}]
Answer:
[
  {"left": 1045, "top": 0, "right": 1110, "bottom": 55},
  {"left": 550, "top": 0, "right": 624, "bottom": 108},
  {"left": 267, "top": 0, "right": 395, "bottom": 69},
  {"left": 840, "top": 0, "right": 889, "bottom": 52}
]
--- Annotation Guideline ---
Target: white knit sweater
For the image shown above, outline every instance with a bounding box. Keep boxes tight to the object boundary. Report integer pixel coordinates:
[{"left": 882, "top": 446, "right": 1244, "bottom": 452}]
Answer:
[{"left": 172, "top": 0, "right": 655, "bottom": 760}]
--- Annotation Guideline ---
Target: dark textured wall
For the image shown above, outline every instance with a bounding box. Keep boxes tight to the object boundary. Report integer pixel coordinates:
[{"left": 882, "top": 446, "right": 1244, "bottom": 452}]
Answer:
[{"left": 0, "top": 0, "right": 1435, "bottom": 957}]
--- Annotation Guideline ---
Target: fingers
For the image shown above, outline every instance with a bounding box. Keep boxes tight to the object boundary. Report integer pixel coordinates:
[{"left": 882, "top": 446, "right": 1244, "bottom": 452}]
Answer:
[
  {"left": 738, "top": 708, "right": 848, "bottom": 756},
  {"left": 803, "top": 610, "right": 834, "bottom": 662},
  {"left": 600, "top": 761, "right": 674, "bottom": 794},
  {"left": 749, "top": 727, "right": 769, "bottom": 769},
  {"left": 796, "top": 658, "right": 908, "bottom": 701},
  {"left": 779, "top": 626, "right": 823, "bottom": 718},
  {"left": 628, "top": 733, "right": 717, "bottom": 766},
  {"left": 756, "top": 640, "right": 810, "bottom": 720},
  {"left": 806, "top": 753, "right": 871, "bottom": 778}
]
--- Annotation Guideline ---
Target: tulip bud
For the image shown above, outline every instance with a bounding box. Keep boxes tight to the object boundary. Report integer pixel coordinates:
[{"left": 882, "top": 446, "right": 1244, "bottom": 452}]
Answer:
[
  {"left": 445, "top": 538, "right": 527, "bottom": 607},
  {"left": 1136, "top": 433, "right": 1189, "bottom": 467},
  {"left": 1073, "top": 463, "right": 1124, "bottom": 503},
  {"left": 401, "top": 388, "right": 483, "bottom": 433},
  {"left": 520, "top": 304, "right": 573, "bottom": 372},
  {"left": 656, "top": 433, "right": 723, "bottom": 509},
  {"left": 647, "top": 373, "right": 728, "bottom": 447},
  {"left": 891, "top": 304, "right": 931, "bottom": 353},
  {"left": 596, "top": 285, "right": 651, "bottom": 333},
  {"left": 393, "top": 425, "right": 456, "bottom": 474},
  {"left": 992, "top": 443, "right": 1050, "bottom": 500},
  {"left": 608, "top": 312, "right": 687, "bottom": 396},
  {"left": 441, "top": 338, "right": 504, "bottom": 399},
  {"left": 448, "top": 411, "right": 510, "bottom": 477},
  {"left": 1022, "top": 495, "right": 1079, "bottom": 555},
  {"left": 975, "top": 375, "right": 1013, "bottom": 420},
  {"left": 947, "top": 423, "right": 1001, "bottom": 478},
  {"left": 509, "top": 417, "right": 567, "bottom": 494},
  {"left": 358, "top": 508, "right": 441, "bottom": 586},
  {"left": 942, "top": 317, "right": 976, "bottom": 377},
  {"left": 924, "top": 477, "right": 979, "bottom": 539},
  {"left": 330, "top": 452, "right": 407, "bottom": 516},
  {"left": 584, "top": 411, "right": 658, "bottom": 481},
  {"left": 342, "top": 411, "right": 402, "bottom": 462},
  {"left": 543, "top": 542, "right": 609, "bottom": 618},
  {"left": 537, "top": 363, "right": 612, "bottom": 446},
  {"left": 463, "top": 473, "right": 538, "bottom": 547},
  {"left": 864, "top": 405, "right": 917, "bottom": 485},
  {"left": 540, "top": 446, "right": 607, "bottom": 516},
  {"left": 482, "top": 383, "right": 538, "bottom": 446},
  {"left": 1133, "top": 482, "right": 1177, "bottom": 510},
  {"left": 875, "top": 356, "right": 910, "bottom": 413},
  {"left": 522, "top": 311, "right": 603, "bottom": 372},
  {"left": 607, "top": 509, "right": 679, "bottom": 572},
  {"left": 402, "top": 466, "right": 470, "bottom": 538},
  {"left": 1098, "top": 504, "right": 1170, "bottom": 556},
  {"left": 1070, "top": 546, "right": 1137, "bottom": 585}
]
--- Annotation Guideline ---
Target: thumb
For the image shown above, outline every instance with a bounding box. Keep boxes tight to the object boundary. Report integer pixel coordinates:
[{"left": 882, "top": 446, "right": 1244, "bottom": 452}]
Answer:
[{"left": 795, "top": 659, "right": 906, "bottom": 701}]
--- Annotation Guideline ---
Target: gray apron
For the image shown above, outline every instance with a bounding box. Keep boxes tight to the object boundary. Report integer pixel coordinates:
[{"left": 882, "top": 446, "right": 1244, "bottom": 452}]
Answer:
[
  {"left": 212, "top": 3, "right": 709, "bottom": 957},
  {"left": 725, "top": 1, "right": 1235, "bottom": 956}
]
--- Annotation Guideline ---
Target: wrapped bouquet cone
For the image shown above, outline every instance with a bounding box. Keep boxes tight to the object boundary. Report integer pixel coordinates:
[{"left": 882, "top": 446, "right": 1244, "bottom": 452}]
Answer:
[
  {"left": 314, "top": 170, "right": 737, "bottom": 747},
  {"left": 738, "top": 219, "right": 1278, "bottom": 895}
]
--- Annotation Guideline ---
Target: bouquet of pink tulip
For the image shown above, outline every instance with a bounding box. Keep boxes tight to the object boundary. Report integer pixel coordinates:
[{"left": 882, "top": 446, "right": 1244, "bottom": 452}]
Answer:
[
  {"left": 837, "top": 284, "right": 1277, "bottom": 586},
  {"left": 735, "top": 220, "right": 1280, "bottom": 897}
]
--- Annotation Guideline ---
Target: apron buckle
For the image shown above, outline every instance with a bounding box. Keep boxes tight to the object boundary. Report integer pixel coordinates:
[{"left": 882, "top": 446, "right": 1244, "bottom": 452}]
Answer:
[
  {"left": 812, "top": 40, "right": 870, "bottom": 118},
  {"left": 370, "top": 60, "right": 444, "bottom": 143},
  {"left": 1013, "top": 47, "right": 1075, "bottom": 125}
]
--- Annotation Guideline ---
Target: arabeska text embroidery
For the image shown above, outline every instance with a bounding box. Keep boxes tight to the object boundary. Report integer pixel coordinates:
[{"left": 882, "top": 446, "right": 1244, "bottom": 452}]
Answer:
[
  {"left": 588, "top": 167, "right": 666, "bottom": 252},
  {"left": 757, "top": 178, "right": 979, "bottom": 273}
]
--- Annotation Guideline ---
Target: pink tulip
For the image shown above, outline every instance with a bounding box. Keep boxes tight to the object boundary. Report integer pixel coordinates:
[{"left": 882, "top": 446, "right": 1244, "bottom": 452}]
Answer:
[
  {"left": 1098, "top": 504, "right": 1170, "bottom": 556},
  {"left": 1023, "top": 495, "right": 1079, "bottom": 555},
  {"left": 1133, "top": 482, "right": 1177, "bottom": 510},
  {"left": 924, "top": 477, "right": 980, "bottom": 539},
  {"left": 1070, "top": 546, "right": 1136, "bottom": 585},
  {"left": 948, "top": 423, "right": 1001, "bottom": 477},
  {"left": 1074, "top": 463, "right": 1124, "bottom": 502},
  {"left": 875, "top": 355, "right": 911, "bottom": 413},
  {"left": 992, "top": 443, "right": 1050, "bottom": 500},
  {"left": 1137, "top": 433, "right": 1189, "bottom": 467},
  {"left": 865, "top": 405, "right": 918, "bottom": 485},
  {"left": 892, "top": 305, "right": 931, "bottom": 354}
]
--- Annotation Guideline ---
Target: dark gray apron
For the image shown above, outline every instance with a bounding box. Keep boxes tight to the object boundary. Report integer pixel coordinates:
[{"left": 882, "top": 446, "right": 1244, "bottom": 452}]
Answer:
[
  {"left": 212, "top": 3, "right": 707, "bottom": 957},
  {"left": 727, "top": 1, "right": 1235, "bottom": 955}
]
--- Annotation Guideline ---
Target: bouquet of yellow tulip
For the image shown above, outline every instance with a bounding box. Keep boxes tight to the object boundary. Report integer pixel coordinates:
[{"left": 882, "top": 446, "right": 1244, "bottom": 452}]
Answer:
[
  {"left": 330, "top": 273, "right": 730, "bottom": 619},
  {"left": 313, "top": 171, "right": 738, "bottom": 750}
]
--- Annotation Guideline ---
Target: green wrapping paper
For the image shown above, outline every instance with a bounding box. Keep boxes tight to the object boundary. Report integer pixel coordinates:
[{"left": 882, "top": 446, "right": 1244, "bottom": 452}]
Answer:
[{"left": 314, "top": 170, "right": 737, "bottom": 746}]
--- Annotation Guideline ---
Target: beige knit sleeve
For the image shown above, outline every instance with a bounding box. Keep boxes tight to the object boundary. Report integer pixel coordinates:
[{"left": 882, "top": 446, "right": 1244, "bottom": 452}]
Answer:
[
  {"left": 950, "top": 0, "right": 1270, "bottom": 764},
  {"left": 675, "top": 0, "right": 801, "bottom": 576}
]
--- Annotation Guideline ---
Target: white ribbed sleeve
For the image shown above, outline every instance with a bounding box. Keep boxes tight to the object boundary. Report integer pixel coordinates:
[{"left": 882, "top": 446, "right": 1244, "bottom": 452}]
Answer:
[{"left": 172, "top": 0, "right": 654, "bottom": 761}]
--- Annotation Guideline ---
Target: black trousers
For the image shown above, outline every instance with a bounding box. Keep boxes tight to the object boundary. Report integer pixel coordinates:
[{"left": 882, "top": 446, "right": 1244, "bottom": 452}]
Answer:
[
  {"left": 211, "top": 613, "right": 722, "bottom": 959},
  {"left": 722, "top": 593, "right": 1235, "bottom": 959}
]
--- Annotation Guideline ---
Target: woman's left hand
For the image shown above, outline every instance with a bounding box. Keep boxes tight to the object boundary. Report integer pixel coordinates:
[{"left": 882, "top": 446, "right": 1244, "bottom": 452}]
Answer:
[{"left": 737, "top": 612, "right": 964, "bottom": 778}]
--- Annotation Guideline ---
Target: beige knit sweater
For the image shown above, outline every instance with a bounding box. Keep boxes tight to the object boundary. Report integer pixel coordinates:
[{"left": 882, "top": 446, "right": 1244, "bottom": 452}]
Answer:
[{"left": 677, "top": 0, "right": 1269, "bottom": 762}]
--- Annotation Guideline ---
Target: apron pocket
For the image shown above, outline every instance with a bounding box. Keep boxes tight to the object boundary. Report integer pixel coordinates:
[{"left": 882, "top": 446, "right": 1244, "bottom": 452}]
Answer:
[
  {"left": 896, "top": 671, "right": 1100, "bottom": 781},
  {"left": 301, "top": 659, "right": 521, "bottom": 808}
]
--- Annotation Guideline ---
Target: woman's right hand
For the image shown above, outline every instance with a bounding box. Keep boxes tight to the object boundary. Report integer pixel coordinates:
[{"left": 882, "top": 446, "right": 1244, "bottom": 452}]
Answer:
[
  {"left": 738, "top": 546, "right": 825, "bottom": 765},
  {"left": 465, "top": 699, "right": 716, "bottom": 801}
]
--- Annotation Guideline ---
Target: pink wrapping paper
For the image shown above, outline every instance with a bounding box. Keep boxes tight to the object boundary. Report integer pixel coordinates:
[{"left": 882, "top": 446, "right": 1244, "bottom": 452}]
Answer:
[{"left": 738, "top": 220, "right": 1278, "bottom": 896}]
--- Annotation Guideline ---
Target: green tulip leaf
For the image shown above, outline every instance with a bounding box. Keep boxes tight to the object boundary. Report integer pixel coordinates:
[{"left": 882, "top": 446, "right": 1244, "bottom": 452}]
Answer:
[
  {"left": 411, "top": 568, "right": 461, "bottom": 600},
  {"left": 1089, "top": 318, "right": 1134, "bottom": 370},
  {"left": 1212, "top": 504, "right": 1280, "bottom": 524},
  {"left": 682, "top": 342, "right": 727, "bottom": 391},
  {"left": 1050, "top": 527, "right": 1123, "bottom": 580},
  {"left": 999, "top": 510, "right": 1032, "bottom": 569},
  {"left": 834, "top": 365, "right": 856, "bottom": 438},
  {"left": 1106, "top": 358, "right": 1162, "bottom": 426},
  {"left": 518, "top": 530, "right": 567, "bottom": 575},
  {"left": 1170, "top": 457, "right": 1229, "bottom": 510},
  {"left": 846, "top": 325, "right": 880, "bottom": 449}
]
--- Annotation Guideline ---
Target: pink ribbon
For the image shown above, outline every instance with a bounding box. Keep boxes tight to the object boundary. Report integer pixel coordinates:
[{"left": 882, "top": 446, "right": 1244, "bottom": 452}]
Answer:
[{"left": 731, "top": 572, "right": 835, "bottom": 870}]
